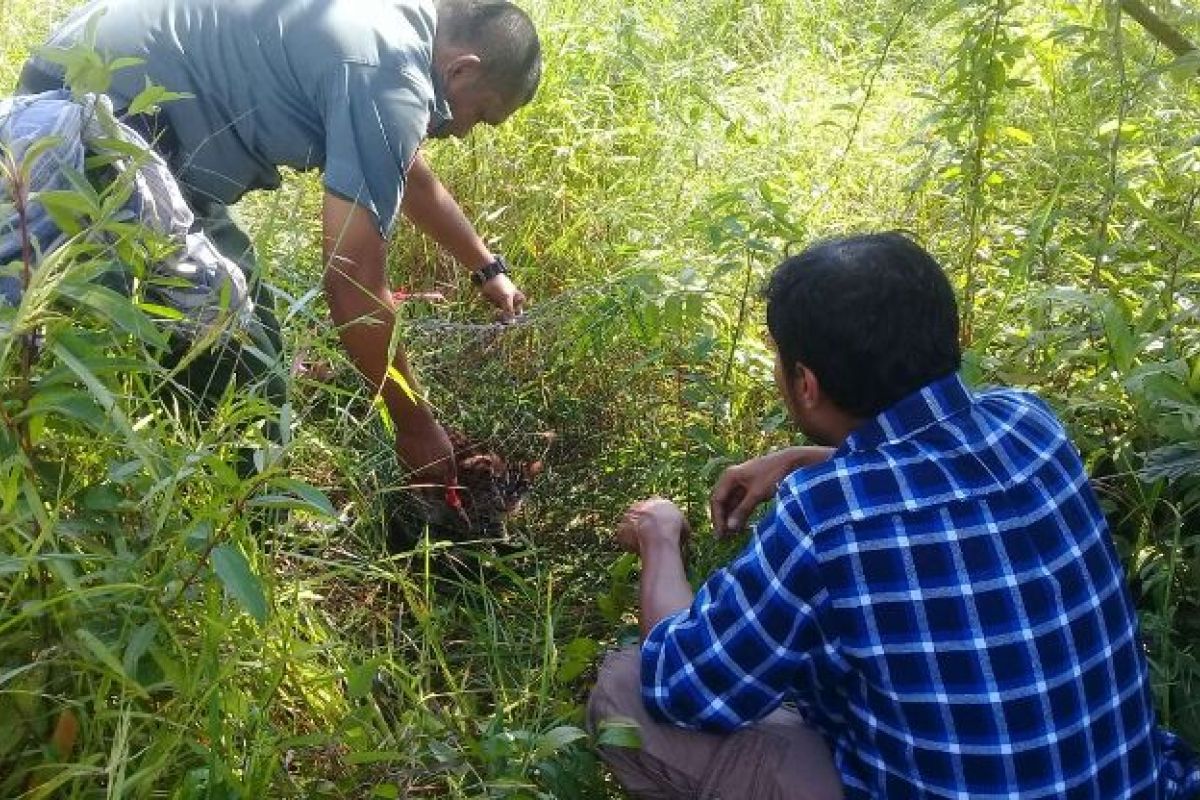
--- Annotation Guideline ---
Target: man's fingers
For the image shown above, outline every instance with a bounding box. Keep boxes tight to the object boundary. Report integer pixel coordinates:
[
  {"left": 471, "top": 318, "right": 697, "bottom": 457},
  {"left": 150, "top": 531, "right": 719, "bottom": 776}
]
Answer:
[
  {"left": 709, "top": 474, "right": 736, "bottom": 532},
  {"left": 494, "top": 293, "right": 517, "bottom": 323},
  {"left": 726, "top": 493, "right": 761, "bottom": 535},
  {"left": 615, "top": 513, "right": 642, "bottom": 552},
  {"left": 711, "top": 479, "right": 747, "bottom": 538}
]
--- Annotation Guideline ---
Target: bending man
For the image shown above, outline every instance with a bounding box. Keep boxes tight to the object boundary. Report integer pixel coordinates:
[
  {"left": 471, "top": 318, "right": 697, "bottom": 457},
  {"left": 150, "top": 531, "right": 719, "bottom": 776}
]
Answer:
[{"left": 20, "top": 0, "right": 542, "bottom": 487}]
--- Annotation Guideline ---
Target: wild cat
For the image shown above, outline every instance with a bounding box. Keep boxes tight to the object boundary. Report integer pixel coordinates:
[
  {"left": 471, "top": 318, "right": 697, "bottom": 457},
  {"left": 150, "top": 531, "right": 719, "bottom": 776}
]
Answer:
[{"left": 386, "top": 428, "right": 544, "bottom": 552}]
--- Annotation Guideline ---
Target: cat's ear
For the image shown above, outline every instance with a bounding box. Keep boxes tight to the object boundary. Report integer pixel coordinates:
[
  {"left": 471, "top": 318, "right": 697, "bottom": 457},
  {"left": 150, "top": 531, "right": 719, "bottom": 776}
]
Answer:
[
  {"left": 462, "top": 453, "right": 504, "bottom": 474},
  {"left": 446, "top": 428, "right": 474, "bottom": 453}
]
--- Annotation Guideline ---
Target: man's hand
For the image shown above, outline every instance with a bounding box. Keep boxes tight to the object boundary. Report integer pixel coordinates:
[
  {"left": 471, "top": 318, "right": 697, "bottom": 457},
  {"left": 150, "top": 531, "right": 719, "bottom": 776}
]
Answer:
[
  {"left": 617, "top": 497, "right": 696, "bottom": 638},
  {"left": 479, "top": 273, "right": 525, "bottom": 321},
  {"left": 710, "top": 446, "right": 836, "bottom": 537},
  {"left": 394, "top": 411, "right": 457, "bottom": 487},
  {"left": 616, "top": 497, "right": 691, "bottom": 555}
]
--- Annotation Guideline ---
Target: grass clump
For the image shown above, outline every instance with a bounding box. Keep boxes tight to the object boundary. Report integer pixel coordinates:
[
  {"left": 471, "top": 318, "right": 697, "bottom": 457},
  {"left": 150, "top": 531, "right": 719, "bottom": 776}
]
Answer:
[{"left": 2, "top": 0, "right": 1198, "bottom": 796}]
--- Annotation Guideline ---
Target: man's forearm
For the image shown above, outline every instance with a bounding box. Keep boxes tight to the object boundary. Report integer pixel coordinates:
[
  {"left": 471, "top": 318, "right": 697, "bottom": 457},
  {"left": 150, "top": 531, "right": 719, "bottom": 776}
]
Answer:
[
  {"left": 638, "top": 541, "right": 694, "bottom": 639},
  {"left": 322, "top": 192, "right": 433, "bottom": 427},
  {"left": 401, "top": 152, "right": 493, "bottom": 270},
  {"left": 324, "top": 264, "right": 429, "bottom": 426},
  {"left": 778, "top": 445, "right": 836, "bottom": 471}
]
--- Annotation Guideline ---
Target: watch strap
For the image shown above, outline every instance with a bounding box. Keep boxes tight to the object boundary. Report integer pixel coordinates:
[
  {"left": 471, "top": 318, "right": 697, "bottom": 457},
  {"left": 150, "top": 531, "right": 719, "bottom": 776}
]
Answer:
[{"left": 470, "top": 256, "right": 508, "bottom": 286}]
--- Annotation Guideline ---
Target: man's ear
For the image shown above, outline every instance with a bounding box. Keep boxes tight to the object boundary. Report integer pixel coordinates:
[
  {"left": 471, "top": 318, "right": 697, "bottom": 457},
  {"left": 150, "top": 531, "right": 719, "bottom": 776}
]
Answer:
[
  {"left": 445, "top": 53, "right": 483, "bottom": 81},
  {"left": 795, "top": 364, "right": 822, "bottom": 411}
]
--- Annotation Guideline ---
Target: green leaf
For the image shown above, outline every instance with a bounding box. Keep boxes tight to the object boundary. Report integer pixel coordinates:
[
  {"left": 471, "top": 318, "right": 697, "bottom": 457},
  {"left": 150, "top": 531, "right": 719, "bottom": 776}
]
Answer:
[
  {"left": 596, "top": 718, "right": 642, "bottom": 749},
  {"left": 76, "top": 628, "right": 125, "bottom": 675},
  {"left": 67, "top": 52, "right": 113, "bottom": 95},
  {"left": 122, "top": 621, "right": 158, "bottom": 678},
  {"left": 76, "top": 628, "right": 148, "bottom": 697},
  {"left": 1139, "top": 443, "right": 1200, "bottom": 483},
  {"left": 598, "top": 553, "right": 639, "bottom": 624},
  {"left": 18, "top": 386, "right": 105, "bottom": 428},
  {"left": 37, "top": 193, "right": 88, "bottom": 236},
  {"left": 127, "top": 76, "right": 192, "bottom": 116},
  {"left": 81, "top": 484, "right": 123, "bottom": 512},
  {"left": 56, "top": 282, "right": 168, "bottom": 349},
  {"left": 136, "top": 301, "right": 185, "bottom": 321},
  {"left": 609, "top": 552, "right": 639, "bottom": 582},
  {"left": 13, "top": 135, "right": 66, "bottom": 185},
  {"left": 556, "top": 637, "right": 599, "bottom": 684},
  {"left": 51, "top": 334, "right": 162, "bottom": 479},
  {"left": 186, "top": 519, "right": 215, "bottom": 552},
  {"left": 107, "top": 56, "right": 145, "bottom": 74},
  {"left": 37, "top": 187, "right": 99, "bottom": 219},
  {"left": 533, "top": 725, "right": 588, "bottom": 760},
  {"left": 1161, "top": 50, "right": 1200, "bottom": 80},
  {"left": 42, "top": 357, "right": 151, "bottom": 388},
  {"left": 1118, "top": 186, "right": 1200, "bottom": 261},
  {"left": 87, "top": 136, "right": 154, "bottom": 162},
  {"left": 385, "top": 365, "right": 418, "bottom": 403},
  {"left": 211, "top": 544, "right": 268, "bottom": 623},
  {"left": 346, "top": 659, "right": 381, "bottom": 700},
  {"left": 1001, "top": 126, "right": 1033, "bottom": 145},
  {"left": 248, "top": 478, "right": 336, "bottom": 518},
  {"left": 1100, "top": 299, "right": 1135, "bottom": 374}
]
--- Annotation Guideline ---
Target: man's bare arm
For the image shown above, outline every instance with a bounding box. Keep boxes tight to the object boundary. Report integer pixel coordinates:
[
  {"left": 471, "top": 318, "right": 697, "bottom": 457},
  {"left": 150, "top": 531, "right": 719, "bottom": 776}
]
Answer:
[
  {"left": 321, "top": 191, "right": 454, "bottom": 482},
  {"left": 401, "top": 152, "right": 494, "bottom": 269},
  {"left": 401, "top": 152, "right": 525, "bottom": 318},
  {"left": 617, "top": 498, "right": 695, "bottom": 639}
]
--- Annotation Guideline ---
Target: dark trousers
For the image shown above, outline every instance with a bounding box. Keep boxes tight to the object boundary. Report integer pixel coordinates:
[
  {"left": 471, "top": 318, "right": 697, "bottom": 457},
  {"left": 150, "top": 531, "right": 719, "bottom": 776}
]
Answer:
[{"left": 167, "top": 198, "right": 288, "bottom": 441}]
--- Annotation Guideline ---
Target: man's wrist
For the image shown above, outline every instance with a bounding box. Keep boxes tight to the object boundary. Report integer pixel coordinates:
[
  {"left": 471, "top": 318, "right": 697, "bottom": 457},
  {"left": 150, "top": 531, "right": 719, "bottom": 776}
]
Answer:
[
  {"left": 470, "top": 255, "right": 508, "bottom": 286},
  {"left": 638, "top": 531, "right": 684, "bottom": 560}
]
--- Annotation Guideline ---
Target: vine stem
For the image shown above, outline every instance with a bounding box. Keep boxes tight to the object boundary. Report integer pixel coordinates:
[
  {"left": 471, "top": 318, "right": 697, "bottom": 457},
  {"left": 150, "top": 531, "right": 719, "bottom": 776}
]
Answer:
[
  {"left": 7, "top": 151, "right": 36, "bottom": 459},
  {"left": 1165, "top": 187, "right": 1197, "bottom": 309},
  {"left": 807, "top": 0, "right": 917, "bottom": 226},
  {"left": 1092, "top": 0, "right": 1130, "bottom": 288},
  {"left": 721, "top": 248, "right": 754, "bottom": 393},
  {"left": 960, "top": 0, "right": 1007, "bottom": 348}
]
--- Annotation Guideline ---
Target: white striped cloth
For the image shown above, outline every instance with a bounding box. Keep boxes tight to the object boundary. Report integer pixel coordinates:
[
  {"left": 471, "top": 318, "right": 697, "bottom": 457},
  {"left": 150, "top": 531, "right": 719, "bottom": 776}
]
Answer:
[{"left": 0, "top": 90, "right": 252, "bottom": 337}]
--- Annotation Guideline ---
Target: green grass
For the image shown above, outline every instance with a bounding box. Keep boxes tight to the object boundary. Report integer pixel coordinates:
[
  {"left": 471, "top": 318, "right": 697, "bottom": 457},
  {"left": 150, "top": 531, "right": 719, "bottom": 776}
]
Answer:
[{"left": 2, "top": 0, "right": 1199, "bottom": 796}]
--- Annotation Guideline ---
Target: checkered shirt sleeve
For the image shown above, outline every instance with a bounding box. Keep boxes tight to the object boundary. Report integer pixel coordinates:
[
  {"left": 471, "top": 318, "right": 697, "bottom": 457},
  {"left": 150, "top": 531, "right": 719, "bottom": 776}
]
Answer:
[
  {"left": 641, "top": 492, "right": 829, "bottom": 732},
  {"left": 640, "top": 373, "right": 1200, "bottom": 799}
]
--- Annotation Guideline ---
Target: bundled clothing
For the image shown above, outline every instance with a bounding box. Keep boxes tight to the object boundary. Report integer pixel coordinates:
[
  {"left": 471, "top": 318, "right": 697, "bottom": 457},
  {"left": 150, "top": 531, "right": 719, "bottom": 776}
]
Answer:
[{"left": 0, "top": 90, "right": 252, "bottom": 337}]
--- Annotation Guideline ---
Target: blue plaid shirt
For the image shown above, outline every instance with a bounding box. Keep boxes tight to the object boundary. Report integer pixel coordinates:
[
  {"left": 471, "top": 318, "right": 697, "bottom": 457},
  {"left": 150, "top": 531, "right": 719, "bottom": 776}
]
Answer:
[{"left": 642, "top": 373, "right": 1200, "bottom": 799}]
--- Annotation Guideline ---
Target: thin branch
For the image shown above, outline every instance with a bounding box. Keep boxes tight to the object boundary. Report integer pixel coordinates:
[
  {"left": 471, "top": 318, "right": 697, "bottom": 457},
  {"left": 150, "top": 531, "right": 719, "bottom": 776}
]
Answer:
[{"left": 1120, "top": 0, "right": 1196, "bottom": 57}]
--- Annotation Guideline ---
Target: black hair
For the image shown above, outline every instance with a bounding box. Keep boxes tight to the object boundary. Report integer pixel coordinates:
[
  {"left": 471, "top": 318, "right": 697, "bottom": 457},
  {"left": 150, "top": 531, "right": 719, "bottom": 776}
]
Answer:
[
  {"left": 764, "top": 231, "right": 961, "bottom": 418},
  {"left": 435, "top": 0, "right": 542, "bottom": 106}
]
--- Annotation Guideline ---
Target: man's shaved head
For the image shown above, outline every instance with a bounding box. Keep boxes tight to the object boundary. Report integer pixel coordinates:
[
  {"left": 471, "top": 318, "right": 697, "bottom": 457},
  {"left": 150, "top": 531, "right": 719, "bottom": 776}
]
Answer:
[{"left": 435, "top": 0, "right": 541, "bottom": 107}]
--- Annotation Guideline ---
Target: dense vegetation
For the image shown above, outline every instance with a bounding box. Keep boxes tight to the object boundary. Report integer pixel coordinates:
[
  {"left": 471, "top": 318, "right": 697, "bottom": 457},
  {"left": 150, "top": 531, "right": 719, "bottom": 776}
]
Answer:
[{"left": 1, "top": 0, "right": 1198, "bottom": 796}]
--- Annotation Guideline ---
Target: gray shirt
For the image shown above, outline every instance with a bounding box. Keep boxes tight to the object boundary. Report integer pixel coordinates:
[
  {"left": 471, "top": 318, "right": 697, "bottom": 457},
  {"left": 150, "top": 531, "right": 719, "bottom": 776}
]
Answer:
[{"left": 32, "top": 0, "right": 451, "bottom": 235}]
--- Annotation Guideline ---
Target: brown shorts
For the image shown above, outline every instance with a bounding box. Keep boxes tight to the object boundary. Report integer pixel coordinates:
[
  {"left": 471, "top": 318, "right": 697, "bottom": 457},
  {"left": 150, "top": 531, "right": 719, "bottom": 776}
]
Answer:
[{"left": 587, "top": 647, "right": 844, "bottom": 800}]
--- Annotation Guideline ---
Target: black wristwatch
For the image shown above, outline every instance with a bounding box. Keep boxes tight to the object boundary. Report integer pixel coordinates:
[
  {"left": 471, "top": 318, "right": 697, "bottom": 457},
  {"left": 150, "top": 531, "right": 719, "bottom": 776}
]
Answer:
[{"left": 470, "top": 256, "right": 509, "bottom": 286}]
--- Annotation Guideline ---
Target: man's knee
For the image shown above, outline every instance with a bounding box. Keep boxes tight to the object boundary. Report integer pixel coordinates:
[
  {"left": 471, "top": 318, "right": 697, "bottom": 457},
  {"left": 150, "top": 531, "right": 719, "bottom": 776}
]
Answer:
[{"left": 587, "top": 645, "right": 643, "bottom": 734}]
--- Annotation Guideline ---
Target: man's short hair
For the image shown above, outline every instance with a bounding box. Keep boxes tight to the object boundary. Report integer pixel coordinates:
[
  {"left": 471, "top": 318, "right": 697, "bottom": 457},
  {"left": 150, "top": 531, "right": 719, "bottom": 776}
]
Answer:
[
  {"left": 765, "top": 231, "right": 962, "bottom": 419},
  {"left": 435, "top": 0, "right": 542, "bottom": 106}
]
